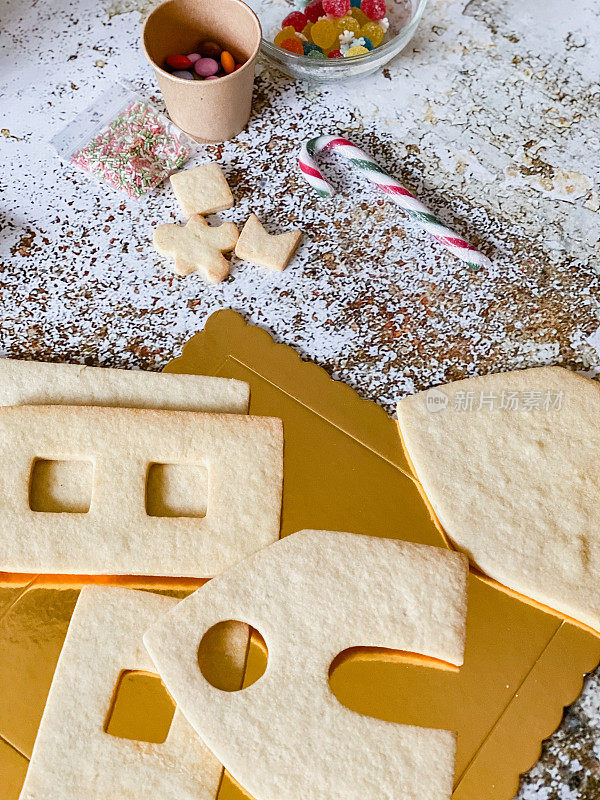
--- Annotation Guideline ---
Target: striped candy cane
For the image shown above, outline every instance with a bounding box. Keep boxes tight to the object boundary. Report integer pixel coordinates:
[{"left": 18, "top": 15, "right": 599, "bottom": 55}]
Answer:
[{"left": 299, "top": 135, "right": 490, "bottom": 270}]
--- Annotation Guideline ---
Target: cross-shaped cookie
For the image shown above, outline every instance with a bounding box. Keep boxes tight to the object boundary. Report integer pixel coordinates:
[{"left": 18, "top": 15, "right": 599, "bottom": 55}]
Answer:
[{"left": 153, "top": 215, "right": 239, "bottom": 283}]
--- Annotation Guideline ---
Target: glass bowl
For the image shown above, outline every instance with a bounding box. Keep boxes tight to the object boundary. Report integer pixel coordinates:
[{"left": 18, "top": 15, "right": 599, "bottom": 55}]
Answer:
[{"left": 246, "top": 0, "right": 428, "bottom": 82}]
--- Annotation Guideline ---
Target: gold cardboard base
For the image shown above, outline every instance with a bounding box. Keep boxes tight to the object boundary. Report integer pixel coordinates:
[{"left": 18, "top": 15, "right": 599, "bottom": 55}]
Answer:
[{"left": 1, "top": 309, "right": 599, "bottom": 800}]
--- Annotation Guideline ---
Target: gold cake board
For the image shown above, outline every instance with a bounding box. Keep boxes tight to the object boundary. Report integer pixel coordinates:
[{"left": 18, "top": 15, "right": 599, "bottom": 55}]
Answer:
[{"left": 1, "top": 309, "right": 599, "bottom": 800}]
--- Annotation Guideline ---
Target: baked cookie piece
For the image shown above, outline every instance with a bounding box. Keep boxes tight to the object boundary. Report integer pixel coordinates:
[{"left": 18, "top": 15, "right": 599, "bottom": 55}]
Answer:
[
  {"left": 19, "top": 587, "right": 247, "bottom": 800},
  {"left": 0, "top": 358, "right": 249, "bottom": 413},
  {"left": 153, "top": 214, "right": 239, "bottom": 283},
  {"left": 397, "top": 365, "right": 600, "bottom": 632},
  {"left": 145, "top": 531, "right": 468, "bottom": 800},
  {"left": 170, "top": 162, "right": 234, "bottom": 217},
  {"left": 0, "top": 405, "right": 283, "bottom": 576},
  {"left": 235, "top": 213, "right": 301, "bottom": 272}
]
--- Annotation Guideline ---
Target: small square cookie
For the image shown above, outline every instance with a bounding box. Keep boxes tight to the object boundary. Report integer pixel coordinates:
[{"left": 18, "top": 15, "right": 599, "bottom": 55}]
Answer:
[
  {"left": 235, "top": 213, "right": 302, "bottom": 272},
  {"left": 170, "top": 162, "right": 234, "bottom": 217}
]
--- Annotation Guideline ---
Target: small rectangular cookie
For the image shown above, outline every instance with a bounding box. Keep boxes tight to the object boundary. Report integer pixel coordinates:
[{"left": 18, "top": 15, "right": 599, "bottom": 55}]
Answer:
[
  {"left": 235, "top": 213, "right": 301, "bottom": 272},
  {"left": 0, "top": 405, "right": 283, "bottom": 576},
  {"left": 170, "top": 163, "right": 234, "bottom": 218},
  {"left": 0, "top": 358, "right": 249, "bottom": 413},
  {"left": 18, "top": 586, "right": 245, "bottom": 800}
]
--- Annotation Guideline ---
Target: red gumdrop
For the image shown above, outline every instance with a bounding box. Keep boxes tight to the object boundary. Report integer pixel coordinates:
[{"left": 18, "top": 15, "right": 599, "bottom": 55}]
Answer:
[
  {"left": 327, "top": 48, "right": 343, "bottom": 57},
  {"left": 282, "top": 10, "right": 309, "bottom": 31},
  {"left": 322, "top": 0, "right": 350, "bottom": 17},
  {"left": 280, "top": 37, "right": 304, "bottom": 54},
  {"left": 305, "top": 0, "right": 324, "bottom": 23},
  {"left": 360, "top": 0, "right": 386, "bottom": 19},
  {"left": 165, "top": 54, "right": 193, "bottom": 70}
]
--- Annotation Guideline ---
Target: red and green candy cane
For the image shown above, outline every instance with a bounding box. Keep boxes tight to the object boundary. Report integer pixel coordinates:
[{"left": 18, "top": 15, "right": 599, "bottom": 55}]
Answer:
[{"left": 299, "top": 135, "right": 491, "bottom": 270}]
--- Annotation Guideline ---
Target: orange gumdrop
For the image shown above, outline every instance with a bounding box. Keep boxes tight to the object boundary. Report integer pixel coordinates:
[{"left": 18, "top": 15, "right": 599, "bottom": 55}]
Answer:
[
  {"left": 221, "top": 51, "right": 236, "bottom": 74},
  {"left": 279, "top": 37, "right": 304, "bottom": 54}
]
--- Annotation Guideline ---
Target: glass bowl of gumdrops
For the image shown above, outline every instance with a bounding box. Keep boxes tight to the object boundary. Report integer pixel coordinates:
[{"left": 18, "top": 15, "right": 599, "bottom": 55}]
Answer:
[{"left": 248, "top": 0, "right": 428, "bottom": 82}]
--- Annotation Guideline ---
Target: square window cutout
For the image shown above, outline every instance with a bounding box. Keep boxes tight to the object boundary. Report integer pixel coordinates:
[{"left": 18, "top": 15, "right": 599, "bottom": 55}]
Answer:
[
  {"left": 146, "top": 463, "right": 208, "bottom": 518},
  {"left": 104, "top": 670, "right": 176, "bottom": 744},
  {"left": 29, "top": 459, "right": 93, "bottom": 513}
]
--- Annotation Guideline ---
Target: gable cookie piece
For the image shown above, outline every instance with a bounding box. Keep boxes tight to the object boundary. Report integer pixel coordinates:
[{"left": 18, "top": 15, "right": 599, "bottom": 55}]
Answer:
[
  {"left": 153, "top": 215, "right": 239, "bottom": 282},
  {"left": 235, "top": 213, "right": 302, "bottom": 272},
  {"left": 397, "top": 366, "right": 600, "bottom": 632},
  {"left": 145, "top": 530, "right": 468, "bottom": 800},
  {"left": 0, "top": 405, "right": 283, "bottom": 576},
  {"left": 19, "top": 587, "right": 245, "bottom": 800},
  {"left": 170, "top": 162, "right": 234, "bottom": 217}
]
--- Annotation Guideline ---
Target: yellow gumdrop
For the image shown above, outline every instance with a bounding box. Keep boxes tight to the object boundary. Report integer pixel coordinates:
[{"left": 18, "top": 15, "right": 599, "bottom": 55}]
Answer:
[
  {"left": 334, "top": 15, "right": 360, "bottom": 37},
  {"left": 360, "top": 21, "right": 384, "bottom": 47},
  {"left": 345, "top": 44, "right": 369, "bottom": 57},
  {"left": 274, "top": 26, "right": 297, "bottom": 47},
  {"left": 350, "top": 7, "right": 369, "bottom": 25},
  {"left": 311, "top": 18, "right": 337, "bottom": 49},
  {"left": 302, "top": 21, "right": 314, "bottom": 41}
]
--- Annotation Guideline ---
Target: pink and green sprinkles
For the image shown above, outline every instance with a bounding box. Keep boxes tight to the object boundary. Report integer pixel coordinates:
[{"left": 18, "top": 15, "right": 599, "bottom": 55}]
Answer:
[{"left": 71, "top": 101, "right": 190, "bottom": 199}]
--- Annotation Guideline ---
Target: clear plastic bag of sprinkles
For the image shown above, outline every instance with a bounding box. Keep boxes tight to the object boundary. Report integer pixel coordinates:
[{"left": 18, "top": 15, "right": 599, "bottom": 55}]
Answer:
[{"left": 50, "top": 82, "right": 196, "bottom": 199}]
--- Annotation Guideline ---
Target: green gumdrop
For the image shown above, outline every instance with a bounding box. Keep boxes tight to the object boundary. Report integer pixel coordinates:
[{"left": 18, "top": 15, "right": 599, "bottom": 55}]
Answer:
[{"left": 308, "top": 49, "right": 327, "bottom": 58}]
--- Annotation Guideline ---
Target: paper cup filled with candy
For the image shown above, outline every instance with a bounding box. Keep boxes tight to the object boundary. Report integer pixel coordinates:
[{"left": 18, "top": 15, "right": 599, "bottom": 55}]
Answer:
[
  {"left": 142, "top": 0, "right": 261, "bottom": 142},
  {"left": 249, "top": 0, "right": 427, "bottom": 81}
]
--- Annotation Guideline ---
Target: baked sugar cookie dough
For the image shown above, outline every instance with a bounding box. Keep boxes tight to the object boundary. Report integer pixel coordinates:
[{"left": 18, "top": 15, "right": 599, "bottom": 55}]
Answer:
[
  {"left": 145, "top": 530, "right": 468, "bottom": 800},
  {"left": 0, "top": 358, "right": 250, "bottom": 519},
  {"left": 0, "top": 358, "right": 249, "bottom": 413},
  {"left": 235, "top": 214, "right": 301, "bottom": 272},
  {"left": 19, "top": 587, "right": 244, "bottom": 800},
  {"left": 397, "top": 366, "right": 600, "bottom": 631},
  {"left": 153, "top": 215, "right": 239, "bottom": 282},
  {"left": 0, "top": 405, "right": 283, "bottom": 576},
  {"left": 170, "top": 162, "right": 234, "bottom": 218}
]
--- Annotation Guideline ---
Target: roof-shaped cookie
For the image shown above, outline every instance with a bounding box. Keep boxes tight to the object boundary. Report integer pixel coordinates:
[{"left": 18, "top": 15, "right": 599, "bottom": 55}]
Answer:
[{"left": 397, "top": 366, "right": 600, "bottom": 631}]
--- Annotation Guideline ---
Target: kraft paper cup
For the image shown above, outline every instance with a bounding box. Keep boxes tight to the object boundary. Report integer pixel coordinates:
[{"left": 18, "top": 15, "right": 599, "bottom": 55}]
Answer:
[{"left": 142, "top": 0, "right": 261, "bottom": 143}]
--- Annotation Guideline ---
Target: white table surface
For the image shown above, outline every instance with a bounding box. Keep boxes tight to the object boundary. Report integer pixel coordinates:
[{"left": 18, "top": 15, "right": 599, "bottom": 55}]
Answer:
[{"left": 1, "top": 0, "right": 600, "bottom": 795}]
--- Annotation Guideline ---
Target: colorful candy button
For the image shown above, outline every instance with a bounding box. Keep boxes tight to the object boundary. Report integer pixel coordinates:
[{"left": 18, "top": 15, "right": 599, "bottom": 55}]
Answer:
[
  {"left": 304, "top": 0, "right": 324, "bottom": 23},
  {"left": 200, "top": 41, "right": 222, "bottom": 58},
  {"left": 165, "top": 54, "right": 192, "bottom": 70},
  {"left": 302, "top": 41, "right": 323, "bottom": 55},
  {"left": 221, "top": 50, "right": 236, "bottom": 73},
  {"left": 171, "top": 70, "right": 195, "bottom": 79},
  {"left": 311, "top": 18, "right": 337, "bottom": 49},
  {"left": 274, "top": 26, "right": 298, "bottom": 47},
  {"left": 194, "top": 57, "right": 219, "bottom": 76},
  {"left": 350, "top": 6, "right": 369, "bottom": 25},
  {"left": 302, "top": 21, "right": 313, "bottom": 38},
  {"left": 334, "top": 15, "right": 361, "bottom": 36},
  {"left": 360, "top": 21, "right": 384, "bottom": 46}
]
